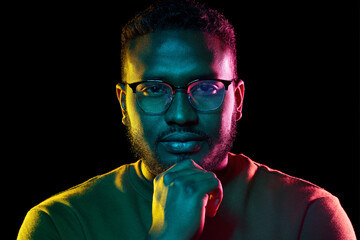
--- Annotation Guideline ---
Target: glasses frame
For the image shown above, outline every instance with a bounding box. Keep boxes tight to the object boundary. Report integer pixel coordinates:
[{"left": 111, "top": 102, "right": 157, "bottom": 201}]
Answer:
[{"left": 127, "top": 79, "right": 235, "bottom": 114}]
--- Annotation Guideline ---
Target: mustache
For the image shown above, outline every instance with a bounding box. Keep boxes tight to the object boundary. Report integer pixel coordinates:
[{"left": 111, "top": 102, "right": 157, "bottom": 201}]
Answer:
[{"left": 155, "top": 127, "right": 212, "bottom": 145}]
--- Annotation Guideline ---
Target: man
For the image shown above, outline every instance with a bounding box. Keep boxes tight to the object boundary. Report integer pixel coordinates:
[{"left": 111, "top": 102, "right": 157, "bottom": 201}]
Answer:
[{"left": 18, "top": 0, "right": 356, "bottom": 239}]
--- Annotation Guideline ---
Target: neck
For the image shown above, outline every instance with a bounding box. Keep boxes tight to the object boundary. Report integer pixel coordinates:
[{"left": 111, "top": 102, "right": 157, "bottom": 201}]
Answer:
[
  {"left": 212, "top": 154, "right": 229, "bottom": 180},
  {"left": 140, "top": 160, "right": 156, "bottom": 181}
]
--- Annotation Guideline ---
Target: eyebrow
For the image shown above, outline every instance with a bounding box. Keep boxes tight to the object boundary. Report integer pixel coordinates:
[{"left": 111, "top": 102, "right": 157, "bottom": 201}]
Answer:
[{"left": 142, "top": 76, "right": 163, "bottom": 81}]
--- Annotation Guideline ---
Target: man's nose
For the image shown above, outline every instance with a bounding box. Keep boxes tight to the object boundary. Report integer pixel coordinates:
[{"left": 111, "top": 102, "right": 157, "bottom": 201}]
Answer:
[{"left": 164, "top": 91, "right": 198, "bottom": 126}]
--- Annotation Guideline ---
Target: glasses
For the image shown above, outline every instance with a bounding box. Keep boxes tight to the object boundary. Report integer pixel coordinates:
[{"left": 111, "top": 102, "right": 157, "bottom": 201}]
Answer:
[{"left": 126, "top": 79, "right": 234, "bottom": 114}]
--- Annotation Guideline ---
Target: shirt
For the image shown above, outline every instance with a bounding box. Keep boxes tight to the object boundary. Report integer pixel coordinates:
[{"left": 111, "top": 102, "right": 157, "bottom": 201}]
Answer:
[{"left": 18, "top": 153, "right": 357, "bottom": 239}]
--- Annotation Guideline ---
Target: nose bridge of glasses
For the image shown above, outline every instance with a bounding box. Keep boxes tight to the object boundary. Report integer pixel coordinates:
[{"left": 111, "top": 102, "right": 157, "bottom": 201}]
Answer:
[
  {"left": 166, "top": 86, "right": 198, "bottom": 123},
  {"left": 170, "top": 86, "right": 194, "bottom": 107},
  {"left": 172, "top": 86, "right": 187, "bottom": 94}
]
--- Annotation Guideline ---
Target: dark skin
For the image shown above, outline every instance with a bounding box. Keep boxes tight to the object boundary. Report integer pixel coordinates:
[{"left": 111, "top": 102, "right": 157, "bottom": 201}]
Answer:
[{"left": 116, "top": 30, "right": 245, "bottom": 240}]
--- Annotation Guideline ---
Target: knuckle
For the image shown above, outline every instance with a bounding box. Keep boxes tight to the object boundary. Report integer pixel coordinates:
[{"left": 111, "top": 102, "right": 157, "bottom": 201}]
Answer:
[
  {"left": 184, "top": 181, "right": 196, "bottom": 194},
  {"left": 172, "top": 177, "right": 184, "bottom": 186},
  {"left": 172, "top": 178, "right": 194, "bottom": 192},
  {"left": 183, "top": 159, "right": 196, "bottom": 167},
  {"left": 210, "top": 177, "right": 220, "bottom": 186},
  {"left": 163, "top": 172, "right": 174, "bottom": 186},
  {"left": 207, "top": 173, "right": 220, "bottom": 187},
  {"left": 204, "top": 171, "right": 218, "bottom": 181},
  {"left": 206, "top": 171, "right": 217, "bottom": 179}
]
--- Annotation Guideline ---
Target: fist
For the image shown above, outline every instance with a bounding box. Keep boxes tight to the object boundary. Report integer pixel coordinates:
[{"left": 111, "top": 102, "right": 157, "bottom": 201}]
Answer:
[{"left": 148, "top": 159, "right": 223, "bottom": 240}]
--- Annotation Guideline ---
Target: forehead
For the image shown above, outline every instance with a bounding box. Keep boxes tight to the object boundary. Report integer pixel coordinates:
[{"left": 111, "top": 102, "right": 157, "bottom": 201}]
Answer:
[{"left": 124, "top": 30, "right": 234, "bottom": 84}]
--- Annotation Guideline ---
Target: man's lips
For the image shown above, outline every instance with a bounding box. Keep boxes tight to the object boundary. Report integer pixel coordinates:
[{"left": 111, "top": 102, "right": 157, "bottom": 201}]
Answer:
[
  {"left": 159, "top": 132, "right": 208, "bottom": 154},
  {"left": 160, "top": 132, "right": 208, "bottom": 142}
]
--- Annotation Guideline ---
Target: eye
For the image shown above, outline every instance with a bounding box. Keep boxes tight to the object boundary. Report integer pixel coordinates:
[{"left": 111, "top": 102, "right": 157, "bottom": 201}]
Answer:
[
  {"left": 191, "top": 82, "right": 220, "bottom": 95},
  {"left": 137, "top": 83, "right": 169, "bottom": 96}
]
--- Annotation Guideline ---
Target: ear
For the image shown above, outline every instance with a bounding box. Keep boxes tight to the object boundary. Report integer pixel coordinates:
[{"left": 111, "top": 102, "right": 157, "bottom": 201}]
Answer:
[
  {"left": 234, "top": 80, "right": 245, "bottom": 121},
  {"left": 116, "top": 83, "right": 128, "bottom": 125}
]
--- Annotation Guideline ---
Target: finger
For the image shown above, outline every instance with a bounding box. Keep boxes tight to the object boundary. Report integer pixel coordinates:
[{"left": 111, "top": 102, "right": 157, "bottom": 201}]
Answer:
[
  {"left": 170, "top": 171, "right": 220, "bottom": 197},
  {"left": 163, "top": 168, "right": 206, "bottom": 186},
  {"left": 205, "top": 181, "right": 223, "bottom": 217},
  {"left": 158, "top": 159, "right": 203, "bottom": 184},
  {"left": 154, "top": 159, "right": 197, "bottom": 183},
  {"left": 166, "top": 159, "right": 203, "bottom": 173},
  {"left": 176, "top": 175, "right": 222, "bottom": 217}
]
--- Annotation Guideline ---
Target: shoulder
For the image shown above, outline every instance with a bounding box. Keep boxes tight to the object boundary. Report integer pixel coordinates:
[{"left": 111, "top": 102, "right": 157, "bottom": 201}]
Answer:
[
  {"left": 298, "top": 194, "right": 357, "bottom": 239},
  {"left": 35, "top": 163, "right": 135, "bottom": 212},
  {"left": 40, "top": 165, "right": 124, "bottom": 205},
  {"left": 227, "top": 153, "right": 356, "bottom": 239},
  {"left": 228, "top": 153, "right": 332, "bottom": 201},
  {"left": 18, "top": 163, "right": 133, "bottom": 240}
]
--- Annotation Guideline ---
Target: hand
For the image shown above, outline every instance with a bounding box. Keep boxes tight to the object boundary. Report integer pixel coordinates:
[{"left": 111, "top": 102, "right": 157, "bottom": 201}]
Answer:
[{"left": 148, "top": 159, "right": 223, "bottom": 240}]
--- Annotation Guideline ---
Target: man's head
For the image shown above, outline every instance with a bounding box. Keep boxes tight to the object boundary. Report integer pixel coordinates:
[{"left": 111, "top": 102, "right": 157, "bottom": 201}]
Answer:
[{"left": 116, "top": 0, "right": 244, "bottom": 176}]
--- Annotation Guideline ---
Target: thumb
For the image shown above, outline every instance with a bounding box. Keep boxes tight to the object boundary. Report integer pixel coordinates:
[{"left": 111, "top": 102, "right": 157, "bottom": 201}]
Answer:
[{"left": 205, "top": 182, "right": 223, "bottom": 217}]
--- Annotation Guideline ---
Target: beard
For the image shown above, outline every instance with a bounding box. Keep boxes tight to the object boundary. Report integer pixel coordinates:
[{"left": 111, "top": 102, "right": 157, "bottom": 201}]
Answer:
[{"left": 125, "top": 111, "right": 238, "bottom": 176}]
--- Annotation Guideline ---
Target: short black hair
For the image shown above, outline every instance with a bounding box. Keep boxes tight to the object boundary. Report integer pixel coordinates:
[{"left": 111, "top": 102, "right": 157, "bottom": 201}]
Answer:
[{"left": 121, "top": 0, "right": 237, "bottom": 81}]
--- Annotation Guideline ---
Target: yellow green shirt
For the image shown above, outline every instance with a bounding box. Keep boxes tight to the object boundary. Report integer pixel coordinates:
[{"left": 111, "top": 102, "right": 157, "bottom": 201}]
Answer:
[{"left": 18, "top": 153, "right": 356, "bottom": 239}]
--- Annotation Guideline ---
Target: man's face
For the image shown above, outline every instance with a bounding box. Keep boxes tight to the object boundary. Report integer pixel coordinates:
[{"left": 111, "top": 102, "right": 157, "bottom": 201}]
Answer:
[{"left": 118, "top": 30, "right": 244, "bottom": 176}]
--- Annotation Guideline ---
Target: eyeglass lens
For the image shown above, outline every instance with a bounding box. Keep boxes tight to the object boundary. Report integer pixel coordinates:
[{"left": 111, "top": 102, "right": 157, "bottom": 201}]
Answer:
[{"left": 135, "top": 80, "right": 226, "bottom": 114}]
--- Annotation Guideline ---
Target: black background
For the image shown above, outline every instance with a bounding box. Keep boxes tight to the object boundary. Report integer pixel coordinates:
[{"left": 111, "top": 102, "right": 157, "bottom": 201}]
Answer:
[{"left": 10, "top": 0, "right": 359, "bottom": 237}]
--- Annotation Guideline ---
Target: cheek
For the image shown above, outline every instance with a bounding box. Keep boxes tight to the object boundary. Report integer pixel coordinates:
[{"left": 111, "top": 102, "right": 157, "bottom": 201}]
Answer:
[
  {"left": 126, "top": 94, "right": 143, "bottom": 132},
  {"left": 220, "top": 88, "right": 236, "bottom": 133},
  {"left": 199, "top": 91, "right": 235, "bottom": 142},
  {"left": 126, "top": 94, "right": 160, "bottom": 146}
]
